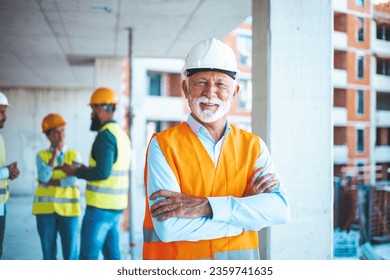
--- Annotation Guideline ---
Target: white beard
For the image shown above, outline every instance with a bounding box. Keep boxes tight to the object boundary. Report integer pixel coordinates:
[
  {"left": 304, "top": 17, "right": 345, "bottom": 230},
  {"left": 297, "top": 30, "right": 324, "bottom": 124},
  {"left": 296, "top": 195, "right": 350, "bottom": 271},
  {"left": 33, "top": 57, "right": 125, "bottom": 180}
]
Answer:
[{"left": 189, "top": 95, "right": 233, "bottom": 123}]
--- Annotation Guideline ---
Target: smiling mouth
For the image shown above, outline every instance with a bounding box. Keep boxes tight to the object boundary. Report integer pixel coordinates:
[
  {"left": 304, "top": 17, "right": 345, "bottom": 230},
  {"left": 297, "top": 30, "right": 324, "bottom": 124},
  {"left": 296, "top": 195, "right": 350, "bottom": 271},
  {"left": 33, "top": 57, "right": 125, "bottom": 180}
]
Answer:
[{"left": 201, "top": 102, "right": 218, "bottom": 107}]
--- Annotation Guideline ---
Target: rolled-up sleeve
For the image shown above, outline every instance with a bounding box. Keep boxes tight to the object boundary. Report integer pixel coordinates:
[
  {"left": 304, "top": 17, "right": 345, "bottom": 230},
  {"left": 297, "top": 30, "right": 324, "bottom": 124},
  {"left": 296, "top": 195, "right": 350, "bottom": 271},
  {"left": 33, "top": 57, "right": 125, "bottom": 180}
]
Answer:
[
  {"left": 0, "top": 166, "right": 9, "bottom": 180},
  {"left": 36, "top": 154, "right": 53, "bottom": 183}
]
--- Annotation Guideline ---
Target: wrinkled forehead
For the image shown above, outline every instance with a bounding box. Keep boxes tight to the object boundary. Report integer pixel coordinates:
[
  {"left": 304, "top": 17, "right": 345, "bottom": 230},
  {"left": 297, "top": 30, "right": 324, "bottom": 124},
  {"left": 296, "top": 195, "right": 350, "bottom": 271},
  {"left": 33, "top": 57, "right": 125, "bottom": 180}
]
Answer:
[
  {"left": 186, "top": 71, "right": 238, "bottom": 89},
  {"left": 188, "top": 71, "right": 234, "bottom": 82}
]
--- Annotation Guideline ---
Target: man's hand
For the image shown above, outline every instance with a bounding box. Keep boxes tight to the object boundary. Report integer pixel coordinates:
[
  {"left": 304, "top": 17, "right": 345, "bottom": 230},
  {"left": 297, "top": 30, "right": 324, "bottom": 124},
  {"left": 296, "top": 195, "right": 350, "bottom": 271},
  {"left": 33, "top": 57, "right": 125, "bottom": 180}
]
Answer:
[
  {"left": 243, "top": 167, "right": 279, "bottom": 197},
  {"left": 38, "top": 179, "right": 60, "bottom": 187},
  {"left": 57, "top": 163, "right": 86, "bottom": 176},
  {"left": 149, "top": 190, "right": 212, "bottom": 221},
  {"left": 7, "top": 161, "right": 20, "bottom": 180},
  {"left": 48, "top": 147, "right": 62, "bottom": 168}
]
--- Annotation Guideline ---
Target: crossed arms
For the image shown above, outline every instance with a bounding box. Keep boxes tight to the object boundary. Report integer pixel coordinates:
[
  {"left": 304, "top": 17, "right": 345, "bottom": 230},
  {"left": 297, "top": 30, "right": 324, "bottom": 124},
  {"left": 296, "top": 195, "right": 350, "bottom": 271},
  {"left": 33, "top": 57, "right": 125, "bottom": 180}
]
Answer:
[{"left": 147, "top": 137, "right": 290, "bottom": 242}]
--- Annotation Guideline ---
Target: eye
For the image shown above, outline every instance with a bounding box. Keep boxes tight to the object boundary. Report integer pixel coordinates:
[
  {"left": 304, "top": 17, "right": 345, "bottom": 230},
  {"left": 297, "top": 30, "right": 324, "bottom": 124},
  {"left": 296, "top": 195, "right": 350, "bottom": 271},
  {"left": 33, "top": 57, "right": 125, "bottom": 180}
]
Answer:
[
  {"left": 194, "top": 81, "right": 207, "bottom": 86},
  {"left": 216, "top": 82, "right": 227, "bottom": 89}
]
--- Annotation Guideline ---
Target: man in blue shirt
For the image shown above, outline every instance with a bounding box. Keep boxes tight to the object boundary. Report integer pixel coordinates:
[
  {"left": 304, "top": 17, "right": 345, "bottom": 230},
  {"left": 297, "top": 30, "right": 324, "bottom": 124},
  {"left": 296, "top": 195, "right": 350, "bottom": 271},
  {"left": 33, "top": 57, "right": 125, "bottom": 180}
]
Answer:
[
  {"left": 143, "top": 38, "right": 289, "bottom": 260},
  {"left": 33, "top": 113, "right": 81, "bottom": 260}
]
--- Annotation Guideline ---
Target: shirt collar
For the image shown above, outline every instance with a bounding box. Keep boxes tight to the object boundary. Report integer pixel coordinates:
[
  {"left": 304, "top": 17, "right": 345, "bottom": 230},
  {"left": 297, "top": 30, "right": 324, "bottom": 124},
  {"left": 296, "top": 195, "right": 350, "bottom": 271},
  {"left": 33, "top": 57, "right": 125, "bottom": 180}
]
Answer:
[
  {"left": 186, "top": 113, "right": 231, "bottom": 137},
  {"left": 49, "top": 145, "right": 68, "bottom": 154}
]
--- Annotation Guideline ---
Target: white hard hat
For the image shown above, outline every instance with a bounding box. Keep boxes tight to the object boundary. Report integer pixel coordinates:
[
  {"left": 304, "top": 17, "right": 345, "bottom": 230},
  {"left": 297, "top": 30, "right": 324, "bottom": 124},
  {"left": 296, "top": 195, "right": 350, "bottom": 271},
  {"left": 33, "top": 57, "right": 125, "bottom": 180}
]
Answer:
[
  {"left": 182, "top": 37, "right": 240, "bottom": 80},
  {"left": 0, "top": 91, "right": 10, "bottom": 107}
]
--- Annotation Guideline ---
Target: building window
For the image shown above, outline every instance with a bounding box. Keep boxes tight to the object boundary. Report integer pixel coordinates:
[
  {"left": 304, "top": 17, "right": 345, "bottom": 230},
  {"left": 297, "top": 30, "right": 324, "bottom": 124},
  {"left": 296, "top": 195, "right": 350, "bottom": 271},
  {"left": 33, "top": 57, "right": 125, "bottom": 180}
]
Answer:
[
  {"left": 357, "top": 90, "right": 364, "bottom": 115},
  {"left": 148, "top": 72, "right": 162, "bottom": 96},
  {"left": 357, "top": 55, "right": 364, "bottom": 79},
  {"left": 377, "top": 58, "right": 390, "bottom": 76},
  {"left": 237, "top": 78, "right": 252, "bottom": 111},
  {"left": 377, "top": 24, "right": 390, "bottom": 41},
  {"left": 357, "top": 128, "right": 364, "bottom": 152},
  {"left": 356, "top": 0, "right": 364, "bottom": 7},
  {"left": 357, "top": 17, "right": 364, "bottom": 42},
  {"left": 237, "top": 35, "right": 252, "bottom": 67},
  {"left": 376, "top": 127, "right": 381, "bottom": 146}
]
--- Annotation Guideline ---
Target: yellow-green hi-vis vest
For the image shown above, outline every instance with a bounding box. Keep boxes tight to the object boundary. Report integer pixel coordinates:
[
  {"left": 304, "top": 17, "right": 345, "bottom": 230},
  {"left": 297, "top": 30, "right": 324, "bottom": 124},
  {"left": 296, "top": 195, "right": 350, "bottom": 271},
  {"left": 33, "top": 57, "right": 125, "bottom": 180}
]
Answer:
[
  {"left": 32, "top": 149, "right": 81, "bottom": 216},
  {"left": 0, "top": 135, "right": 9, "bottom": 204},
  {"left": 86, "top": 122, "right": 131, "bottom": 210}
]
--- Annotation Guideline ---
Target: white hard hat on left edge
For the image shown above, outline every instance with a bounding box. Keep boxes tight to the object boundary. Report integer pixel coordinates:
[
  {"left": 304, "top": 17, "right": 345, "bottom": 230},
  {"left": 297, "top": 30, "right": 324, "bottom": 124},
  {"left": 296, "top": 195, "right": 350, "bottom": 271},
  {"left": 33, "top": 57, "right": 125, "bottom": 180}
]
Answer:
[{"left": 0, "top": 91, "right": 10, "bottom": 107}]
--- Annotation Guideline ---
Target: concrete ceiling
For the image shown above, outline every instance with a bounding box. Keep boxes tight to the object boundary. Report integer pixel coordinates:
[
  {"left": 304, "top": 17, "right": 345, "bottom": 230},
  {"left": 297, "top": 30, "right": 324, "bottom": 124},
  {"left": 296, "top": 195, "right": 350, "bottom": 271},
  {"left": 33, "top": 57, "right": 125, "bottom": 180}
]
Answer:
[{"left": 0, "top": 0, "right": 251, "bottom": 88}]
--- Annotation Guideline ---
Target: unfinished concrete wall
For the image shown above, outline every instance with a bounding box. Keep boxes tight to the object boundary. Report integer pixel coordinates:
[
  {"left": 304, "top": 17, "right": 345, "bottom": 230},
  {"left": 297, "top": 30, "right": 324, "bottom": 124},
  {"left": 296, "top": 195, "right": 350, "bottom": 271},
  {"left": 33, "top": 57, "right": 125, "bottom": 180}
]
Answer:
[{"left": 0, "top": 87, "right": 95, "bottom": 195}]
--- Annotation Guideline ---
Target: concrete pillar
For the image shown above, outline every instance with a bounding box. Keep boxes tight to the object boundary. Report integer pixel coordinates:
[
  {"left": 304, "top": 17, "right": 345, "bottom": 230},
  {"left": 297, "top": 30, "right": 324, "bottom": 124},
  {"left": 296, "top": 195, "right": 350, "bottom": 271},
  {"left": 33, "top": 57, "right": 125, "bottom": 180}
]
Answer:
[
  {"left": 129, "top": 58, "right": 187, "bottom": 259},
  {"left": 128, "top": 64, "right": 146, "bottom": 259},
  {"left": 95, "top": 56, "right": 132, "bottom": 259},
  {"left": 370, "top": 1, "right": 376, "bottom": 186},
  {"left": 370, "top": 55, "right": 377, "bottom": 185},
  {"left": 252, "top": 0, "right": 333, "bottom": 259}
]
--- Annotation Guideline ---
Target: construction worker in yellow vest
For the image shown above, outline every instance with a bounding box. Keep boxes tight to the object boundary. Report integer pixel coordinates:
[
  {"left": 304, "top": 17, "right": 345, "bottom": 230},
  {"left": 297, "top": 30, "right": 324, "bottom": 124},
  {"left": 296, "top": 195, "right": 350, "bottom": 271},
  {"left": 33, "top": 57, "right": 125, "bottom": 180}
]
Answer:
[
  {"left": 143, "top": 38, "right": 290, "bottom": 260},
  {"left": 33, "top": 113, "right": 81, "bottom": 260},
  {"left": 0, "top": 91, "right": 20, "bottom": 259},
  {"left": 60, "top": 87, "right": 131, "bottom": 260}
]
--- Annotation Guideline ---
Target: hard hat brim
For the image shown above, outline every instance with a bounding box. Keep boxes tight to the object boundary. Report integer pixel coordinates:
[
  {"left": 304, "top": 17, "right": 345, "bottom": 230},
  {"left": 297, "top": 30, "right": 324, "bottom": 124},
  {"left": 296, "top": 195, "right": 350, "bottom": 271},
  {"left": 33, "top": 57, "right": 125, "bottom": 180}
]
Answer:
[{"left": 185, "top": 68, "right": 237, "bottom": 80}]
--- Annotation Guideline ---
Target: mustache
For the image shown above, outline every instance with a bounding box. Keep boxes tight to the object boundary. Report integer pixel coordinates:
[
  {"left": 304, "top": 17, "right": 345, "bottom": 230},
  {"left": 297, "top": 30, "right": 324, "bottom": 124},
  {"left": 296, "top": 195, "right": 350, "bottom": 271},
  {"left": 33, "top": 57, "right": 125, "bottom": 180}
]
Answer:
[{"left": 195, "top": 96, "right": 223, "bottom": 105}]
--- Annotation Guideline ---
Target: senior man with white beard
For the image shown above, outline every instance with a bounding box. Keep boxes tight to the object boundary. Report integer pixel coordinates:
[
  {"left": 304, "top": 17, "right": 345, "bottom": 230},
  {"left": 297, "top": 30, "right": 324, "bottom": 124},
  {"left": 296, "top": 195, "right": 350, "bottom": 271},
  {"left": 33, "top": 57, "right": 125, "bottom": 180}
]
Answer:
[{"left": 143, "top": 38, "right": 290, "bottom": 260}]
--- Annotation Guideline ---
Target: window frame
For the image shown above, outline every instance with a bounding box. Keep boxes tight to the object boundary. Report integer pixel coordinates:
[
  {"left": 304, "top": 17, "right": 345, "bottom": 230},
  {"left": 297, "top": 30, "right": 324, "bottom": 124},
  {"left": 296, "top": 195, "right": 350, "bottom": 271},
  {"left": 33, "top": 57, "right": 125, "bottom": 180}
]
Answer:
[
  {"left": 357, "top": 17, "right": 364, "bottom": 42},
  {"left": 357, "top": 89, "right": 364, "bottom": 115},
  {"left": 357, "top": 127, "right": 365, "bottom": 153},
  {"left": 357, "top": 55, "right": 364, "bottom": 79}
]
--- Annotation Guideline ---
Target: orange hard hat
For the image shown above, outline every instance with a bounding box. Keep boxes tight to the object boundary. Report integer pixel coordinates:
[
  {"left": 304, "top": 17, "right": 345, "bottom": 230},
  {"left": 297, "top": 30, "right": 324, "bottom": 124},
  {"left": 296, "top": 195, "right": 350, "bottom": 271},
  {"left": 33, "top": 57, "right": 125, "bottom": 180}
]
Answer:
[
  {"left": 42, "top": 113, "right": 66, "bottom": 133},
  {"left": 89, "top": 87, "right": 118, "bottom": 105}
]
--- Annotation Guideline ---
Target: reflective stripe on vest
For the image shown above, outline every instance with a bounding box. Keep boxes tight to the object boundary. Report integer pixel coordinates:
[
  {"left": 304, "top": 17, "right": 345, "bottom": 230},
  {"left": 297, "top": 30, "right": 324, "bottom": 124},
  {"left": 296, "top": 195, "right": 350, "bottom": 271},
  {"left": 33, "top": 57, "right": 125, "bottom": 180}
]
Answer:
[
  {"left": 0, "top": 187, "right": 7, "bottom": 195},
  {"left": 32, "top": 148, "right": 81, "bottom": 216},
  {"left": 0, "top": 135, "right": 9, "bottom": 204},
  {"left": 86, "top": 122, "right": 131, "bottom": 210},
  {"left": 33, "top": 196, "right": 79, "bottom": 204},
  {"left": 86, "top": 184, "right": 128, "bottom": 195},
  {"left": 143, "top": 227, "right": 259, "bottom": 260},
  {"left": 143, "top": 228, "right": 161, "bottom": 243},
  {"left": 110, "top": 170, "right": 128, "bottom": 176},
  {"left": 143, "top": 123, "right": 261, "bottom": 260},
  {"left": 214, "top": 249, "right": 259, "bottom": 260},
  {"left": 39, "top": 182, "right": 75, "bottom": 188}
]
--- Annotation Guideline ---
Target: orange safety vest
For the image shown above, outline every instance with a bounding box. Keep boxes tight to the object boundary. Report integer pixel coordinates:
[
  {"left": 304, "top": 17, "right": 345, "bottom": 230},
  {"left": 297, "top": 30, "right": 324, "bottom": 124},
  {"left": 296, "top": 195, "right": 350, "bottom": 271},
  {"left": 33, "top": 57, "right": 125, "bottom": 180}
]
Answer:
[{"left": 143, "top": 122, "right": 261, "bottom": 260}]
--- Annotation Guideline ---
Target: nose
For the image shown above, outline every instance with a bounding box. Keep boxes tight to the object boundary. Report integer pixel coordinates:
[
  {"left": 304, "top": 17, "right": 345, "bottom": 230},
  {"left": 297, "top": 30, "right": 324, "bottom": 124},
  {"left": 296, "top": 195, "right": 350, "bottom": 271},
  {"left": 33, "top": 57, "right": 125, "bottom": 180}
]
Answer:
[
  {"left": 202, "top": 82, "right": 217, "bottom": 99},
  {"left": 58, "top": 130, "right": 65, "bottom": 140}
]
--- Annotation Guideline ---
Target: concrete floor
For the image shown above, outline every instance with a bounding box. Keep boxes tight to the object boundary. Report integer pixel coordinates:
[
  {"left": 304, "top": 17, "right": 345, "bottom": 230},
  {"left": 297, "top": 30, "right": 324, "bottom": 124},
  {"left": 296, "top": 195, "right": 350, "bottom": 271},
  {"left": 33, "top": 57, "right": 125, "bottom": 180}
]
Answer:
[{"left": 2, "top": 195, "right": 130, "bottom": 260}]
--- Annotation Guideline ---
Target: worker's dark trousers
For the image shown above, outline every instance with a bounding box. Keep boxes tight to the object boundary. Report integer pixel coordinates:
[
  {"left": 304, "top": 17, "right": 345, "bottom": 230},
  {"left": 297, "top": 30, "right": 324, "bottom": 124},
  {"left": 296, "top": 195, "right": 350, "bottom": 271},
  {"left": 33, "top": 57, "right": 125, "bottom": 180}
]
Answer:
[{"left": 0, "top": 214, "right": 5, "bottom": 259}]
